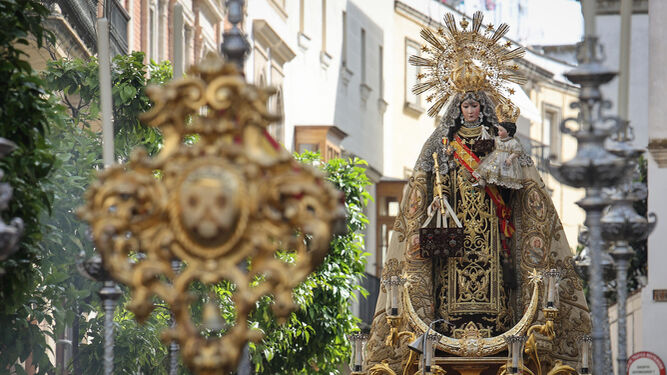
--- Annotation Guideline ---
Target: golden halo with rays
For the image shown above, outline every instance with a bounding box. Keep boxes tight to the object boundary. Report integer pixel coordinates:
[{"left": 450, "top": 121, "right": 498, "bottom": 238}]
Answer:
[{"left": 409, "top": 11, "right": 527, "bottom": 117}]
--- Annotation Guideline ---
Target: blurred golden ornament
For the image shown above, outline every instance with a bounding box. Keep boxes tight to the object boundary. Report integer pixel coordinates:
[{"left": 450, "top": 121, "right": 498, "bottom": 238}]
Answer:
[{"left": 79, "top": 52, "right": 346, "bottom": 375}]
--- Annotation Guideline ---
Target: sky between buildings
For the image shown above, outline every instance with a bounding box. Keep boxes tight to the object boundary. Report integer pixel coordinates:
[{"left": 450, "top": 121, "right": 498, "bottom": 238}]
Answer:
[
  {"left": 524, "top": 0, "right": 583, "bottom": 45},
  {"left": 450, "top": 0, "right": 584, "bottom": 46}
]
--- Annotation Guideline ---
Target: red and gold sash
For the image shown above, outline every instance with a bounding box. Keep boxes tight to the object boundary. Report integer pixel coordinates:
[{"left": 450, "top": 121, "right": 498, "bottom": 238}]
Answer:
[{"left": 445, "top": 135, "right": 515, "bottom": 238}]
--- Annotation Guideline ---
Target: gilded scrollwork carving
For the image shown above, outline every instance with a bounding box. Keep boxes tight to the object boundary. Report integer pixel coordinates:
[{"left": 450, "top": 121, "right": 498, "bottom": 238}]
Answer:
[
  {"left": 512, "top": 179, "right": 591, "bottom": 369},
  {"left": 79, "top": 53, "right": 346, "bottom": 374},
  {"left": 395, "top": 172, "right": 429, "bottom": 246}
]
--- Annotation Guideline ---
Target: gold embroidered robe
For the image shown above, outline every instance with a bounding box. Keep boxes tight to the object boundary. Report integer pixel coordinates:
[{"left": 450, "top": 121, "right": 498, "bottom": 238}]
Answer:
[{"left": 432, "top": 126, "right": 512, "bottom": 337}]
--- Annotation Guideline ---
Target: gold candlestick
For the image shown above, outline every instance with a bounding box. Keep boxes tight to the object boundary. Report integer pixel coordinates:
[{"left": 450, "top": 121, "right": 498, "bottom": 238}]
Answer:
[{"left": 432, "top": 153, "right": 447, "bottom": 217}]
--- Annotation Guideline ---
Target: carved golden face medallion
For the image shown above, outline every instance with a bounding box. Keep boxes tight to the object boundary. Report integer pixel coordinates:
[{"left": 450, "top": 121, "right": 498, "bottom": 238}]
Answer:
[{"left": 170, "top": 161, "right": 248, "bottom": 260}]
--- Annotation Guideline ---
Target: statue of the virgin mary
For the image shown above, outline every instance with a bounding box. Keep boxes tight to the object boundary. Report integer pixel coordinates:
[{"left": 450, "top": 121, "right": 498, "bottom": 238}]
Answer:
[{"left": 363, "top": 12, "right": 591, "bottom": 374}]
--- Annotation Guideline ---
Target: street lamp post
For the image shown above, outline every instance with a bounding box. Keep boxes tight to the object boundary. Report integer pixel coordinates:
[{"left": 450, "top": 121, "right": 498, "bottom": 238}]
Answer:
[
  {"left": 601, "top": 133, "right": 657, "bottom": 375},
  {"left": 221, "top": 0, "right": 249, "bottom": 70},
  {"left": 549, "top": 31, "right": 628, "bottom": 374},
  {"left": 553, "top": 1, "right": 658, "bottom": 370}
]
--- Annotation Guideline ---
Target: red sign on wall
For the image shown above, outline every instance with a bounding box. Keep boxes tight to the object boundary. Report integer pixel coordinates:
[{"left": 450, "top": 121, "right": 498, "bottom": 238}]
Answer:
[{"left": 628, "top": 352, "right": 666, "bottom": 375}]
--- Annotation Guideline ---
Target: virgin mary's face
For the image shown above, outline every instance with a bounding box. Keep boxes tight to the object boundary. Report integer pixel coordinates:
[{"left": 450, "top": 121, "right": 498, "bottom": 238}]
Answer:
[{"left": 460, "top": 99, "right": 481, "bottom": 122}]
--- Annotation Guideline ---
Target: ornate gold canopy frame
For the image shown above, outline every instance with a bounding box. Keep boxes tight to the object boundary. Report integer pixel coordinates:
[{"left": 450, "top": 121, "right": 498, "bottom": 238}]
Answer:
[{"left": 79, "top": 53, "right": 346, "bottom": 374}]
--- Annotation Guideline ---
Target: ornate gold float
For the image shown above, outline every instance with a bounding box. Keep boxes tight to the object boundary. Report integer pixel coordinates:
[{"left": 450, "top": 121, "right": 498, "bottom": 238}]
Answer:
[{"left": 363, "top": 269, "right": 584, "bottom": 375}]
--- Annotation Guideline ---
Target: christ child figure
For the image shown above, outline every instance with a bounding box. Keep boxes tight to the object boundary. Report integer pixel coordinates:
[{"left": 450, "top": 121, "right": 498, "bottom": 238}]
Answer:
[{"left": 472, "top": 103, "right": 525, "bottom": 190}]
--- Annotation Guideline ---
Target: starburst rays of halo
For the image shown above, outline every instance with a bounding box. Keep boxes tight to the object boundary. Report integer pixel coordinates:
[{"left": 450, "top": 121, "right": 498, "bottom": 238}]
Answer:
[{"left": 409, "top": 11, "right": 527, "bottom": 117}]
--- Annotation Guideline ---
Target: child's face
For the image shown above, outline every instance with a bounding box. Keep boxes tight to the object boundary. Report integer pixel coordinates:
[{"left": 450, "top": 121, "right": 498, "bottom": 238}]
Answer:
[{"left": 498, "top": 125, "right": 508, "bottom": 138}]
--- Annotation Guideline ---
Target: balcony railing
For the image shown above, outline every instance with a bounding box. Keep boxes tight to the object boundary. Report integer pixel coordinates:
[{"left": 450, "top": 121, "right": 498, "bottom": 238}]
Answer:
[{"left": 530, "top": 141, "right": 550, "bottom": 174}]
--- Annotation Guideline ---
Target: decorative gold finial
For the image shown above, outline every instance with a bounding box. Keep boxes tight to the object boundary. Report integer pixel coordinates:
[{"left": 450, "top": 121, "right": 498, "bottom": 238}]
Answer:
[
  {"left": 496, "top": 102, "right": 520, "bottom": 123},
  {"left": 460, "top": 18, "right": 469, "bottom": 29}
]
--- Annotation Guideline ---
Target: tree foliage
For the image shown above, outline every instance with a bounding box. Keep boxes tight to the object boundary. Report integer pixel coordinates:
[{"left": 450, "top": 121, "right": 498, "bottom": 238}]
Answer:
[
  {"left": 248, "top": 152, "right": 371, "bottom": 374},
  {"left": 42, "top": 52, "right": 168, "bottom": 158},
  {"left": 39, "top": 52, "right": 173, "bottom": 375},
  {"left": 0, "top": 52, "right": 174, "bottom": 374},
  {"left": 0, "top": 0, "right": 59, "bottom": 370}
]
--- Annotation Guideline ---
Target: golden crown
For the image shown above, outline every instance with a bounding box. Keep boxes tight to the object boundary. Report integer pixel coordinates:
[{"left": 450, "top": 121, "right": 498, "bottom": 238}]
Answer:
[
  {"left": 495, "top": 102, "right": 520, "bottom": 123},
  {"left": 451, "top": 62, "right": 488, "bottom": 94},
  {"left": 409, "top": 11, "right": 526, "bottom": 117}
]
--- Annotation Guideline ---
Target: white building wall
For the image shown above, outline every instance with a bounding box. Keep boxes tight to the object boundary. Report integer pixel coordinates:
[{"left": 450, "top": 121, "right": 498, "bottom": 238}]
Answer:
[
  {"left": 244, "top": 0, "right": 394, "bottom": 277},
  {"left": 454, "top": 0, "right": 529, "bottom": 43},
  {"left": 387, "top": 0, "right": 443, "bottom": 180},
  {"left": 609, "top": 291, "right": 644, "bottom": 374},
  {"left": 644, "top": 0, "right": 667, "bottom": 364},
  {"left": 596, "top": 13, "right": 649, "bottom": 147}
]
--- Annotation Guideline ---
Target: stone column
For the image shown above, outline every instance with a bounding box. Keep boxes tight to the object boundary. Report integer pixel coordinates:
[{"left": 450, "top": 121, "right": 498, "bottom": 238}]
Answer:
[{"left": 158, "top": 0, "right": 168, "bottom": 60}]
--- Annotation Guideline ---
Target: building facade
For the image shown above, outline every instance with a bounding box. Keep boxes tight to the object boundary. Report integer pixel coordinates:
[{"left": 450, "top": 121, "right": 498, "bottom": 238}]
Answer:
[
  {"left": 241, "top": 1, "right": 393, "bottom": 325},
  {"left": 31, "top": 0, "right": 225, "bottom": 70}
]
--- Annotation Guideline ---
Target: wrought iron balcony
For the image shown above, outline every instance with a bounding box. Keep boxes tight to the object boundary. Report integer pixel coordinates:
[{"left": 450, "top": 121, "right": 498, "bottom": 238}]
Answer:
[
  {"left": 46, "top": 0, "right": 129, "bottom": 56},
  {"left": 107, "top": 0, "right": 130, "bottom": 55},
  {"left": 529, "top": 140, "right": 550, "bottom": 175}
]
